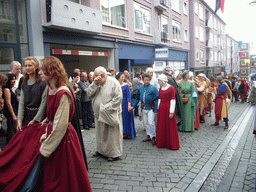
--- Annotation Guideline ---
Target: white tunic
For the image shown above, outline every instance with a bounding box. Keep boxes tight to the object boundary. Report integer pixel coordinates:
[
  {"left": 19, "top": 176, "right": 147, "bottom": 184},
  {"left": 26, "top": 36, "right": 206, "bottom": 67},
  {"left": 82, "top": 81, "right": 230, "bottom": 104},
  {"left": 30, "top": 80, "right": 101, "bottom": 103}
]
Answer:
[{"left": 87, "top": 77, "right": 123, "bottom": 158}]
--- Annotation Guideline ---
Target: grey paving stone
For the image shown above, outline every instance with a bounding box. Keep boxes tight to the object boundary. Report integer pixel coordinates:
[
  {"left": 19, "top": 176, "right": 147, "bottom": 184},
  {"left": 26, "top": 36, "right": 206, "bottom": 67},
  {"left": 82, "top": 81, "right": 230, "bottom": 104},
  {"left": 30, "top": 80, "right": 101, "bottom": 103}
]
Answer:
[{"left": 103, "top": 184, "right": 119, "bottom": 190}]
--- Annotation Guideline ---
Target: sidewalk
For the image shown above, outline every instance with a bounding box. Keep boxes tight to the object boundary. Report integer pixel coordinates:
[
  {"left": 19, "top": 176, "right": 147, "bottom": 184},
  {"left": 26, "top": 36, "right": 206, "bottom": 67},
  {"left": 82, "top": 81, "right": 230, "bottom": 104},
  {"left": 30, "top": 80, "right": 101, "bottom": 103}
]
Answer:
[{"left": 83, "top": 102, "right": 255, "bottom": 192}]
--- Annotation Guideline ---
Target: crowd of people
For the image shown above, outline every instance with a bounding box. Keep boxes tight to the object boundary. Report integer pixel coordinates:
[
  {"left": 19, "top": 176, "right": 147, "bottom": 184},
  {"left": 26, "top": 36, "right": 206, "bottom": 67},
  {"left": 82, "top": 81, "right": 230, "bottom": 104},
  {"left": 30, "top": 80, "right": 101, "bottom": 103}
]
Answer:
[{"left": 0, "top": 56, "right": 254, "bottom": 191}]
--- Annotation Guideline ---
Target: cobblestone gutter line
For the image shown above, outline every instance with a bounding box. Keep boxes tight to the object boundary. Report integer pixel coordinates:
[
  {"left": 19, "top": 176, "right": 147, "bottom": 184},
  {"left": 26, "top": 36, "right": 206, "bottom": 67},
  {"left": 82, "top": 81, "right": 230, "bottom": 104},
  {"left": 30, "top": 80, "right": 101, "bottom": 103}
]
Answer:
[{"left": 186, "top": 105, "right": 253, "bottom": 192}]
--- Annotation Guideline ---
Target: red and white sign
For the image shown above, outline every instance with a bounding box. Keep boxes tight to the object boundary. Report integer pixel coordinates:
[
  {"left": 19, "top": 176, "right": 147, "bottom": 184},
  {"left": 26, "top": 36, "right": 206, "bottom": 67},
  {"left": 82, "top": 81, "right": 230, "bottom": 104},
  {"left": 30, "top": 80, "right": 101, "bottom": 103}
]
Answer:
[{"left": 52, "top": 49, "right": 110, "bottom": 56}]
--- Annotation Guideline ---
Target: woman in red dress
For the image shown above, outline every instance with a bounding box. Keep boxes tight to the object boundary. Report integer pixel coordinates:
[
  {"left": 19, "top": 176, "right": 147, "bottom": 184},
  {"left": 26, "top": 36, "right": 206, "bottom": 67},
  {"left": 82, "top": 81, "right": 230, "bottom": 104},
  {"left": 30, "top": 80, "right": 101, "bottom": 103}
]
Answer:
[
  {"left": 0, "top": 56, "right": 92, "bottom": 192},
  {"left": 156, "top": 74, "right": 180, "bottom": 150}
]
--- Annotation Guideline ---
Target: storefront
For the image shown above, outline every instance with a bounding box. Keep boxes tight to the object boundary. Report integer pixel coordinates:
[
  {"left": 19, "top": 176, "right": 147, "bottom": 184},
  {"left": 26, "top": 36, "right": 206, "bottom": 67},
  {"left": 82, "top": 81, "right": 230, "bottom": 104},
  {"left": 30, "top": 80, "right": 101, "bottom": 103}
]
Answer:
[
  {"left": 0, "top": 0, "right": 29, "bottom": 73},
  {"left": 43, "top": 29, "right": 117, "bottom": 76},
  {"left": 153, "top": 48, "right": 189, "bottom": 75},
  {"left": 118, "top": 42, "right": 155, "bottom": 78}
]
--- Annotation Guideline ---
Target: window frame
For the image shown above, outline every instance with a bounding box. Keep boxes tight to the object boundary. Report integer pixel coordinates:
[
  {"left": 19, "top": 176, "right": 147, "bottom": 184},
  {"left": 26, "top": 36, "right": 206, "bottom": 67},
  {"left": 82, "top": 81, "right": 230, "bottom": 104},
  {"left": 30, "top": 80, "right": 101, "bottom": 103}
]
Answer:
[
  {"left": 101, "top": 0, "right": 127, "bottom": 28},
  {"left": 172, "top": 0, "right": 180, "bottom": 13},
  {"left": 134, "top": 2, "right": 151, "bottom": 34},
  {"left": 172, "top": 20, "right": 181, "bottom": 42}
]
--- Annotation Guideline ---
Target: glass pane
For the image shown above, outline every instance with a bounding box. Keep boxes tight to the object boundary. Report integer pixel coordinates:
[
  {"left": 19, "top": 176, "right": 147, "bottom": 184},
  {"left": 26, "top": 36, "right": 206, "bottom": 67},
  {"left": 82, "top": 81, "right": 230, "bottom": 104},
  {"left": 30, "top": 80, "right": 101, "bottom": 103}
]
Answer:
[
  {"left": 0, "top": 47, "right": 14, "bottom": 73},
  {"left": 17, "top": 0, "right": 28, "bottom": 43},
  {"left": 0, "top": 0, "right": 16, "bottom": 43},
  {"left": 111, "top": 2, "right": 126, "bottom": 27},
  {"left": 20, "top": 44, "right": 29, "bottom": 59}
]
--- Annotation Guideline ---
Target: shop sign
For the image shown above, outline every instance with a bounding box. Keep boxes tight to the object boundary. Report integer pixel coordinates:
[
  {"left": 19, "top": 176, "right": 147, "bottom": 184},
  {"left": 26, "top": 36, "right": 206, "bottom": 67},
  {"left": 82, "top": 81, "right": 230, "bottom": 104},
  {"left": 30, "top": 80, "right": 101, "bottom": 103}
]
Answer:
[{"left": 155, "top": 48, "right": 168, "bottom": 58}]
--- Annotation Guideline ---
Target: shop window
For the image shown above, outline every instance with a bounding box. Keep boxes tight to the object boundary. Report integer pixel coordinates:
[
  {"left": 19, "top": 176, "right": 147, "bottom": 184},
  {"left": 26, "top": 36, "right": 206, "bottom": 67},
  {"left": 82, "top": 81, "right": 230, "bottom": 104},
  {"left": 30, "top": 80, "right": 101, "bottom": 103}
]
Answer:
[
  {"left": 172, "top": 0, "right": 180, "bottom": 13},
  {"left": 101, "top": 0, "right": 126, "bottom": 28},
  {"left": 172, "top": 20, "right": 181, "bottom": 42},
  {"left": 134, "top": 2, "right": 151, "bottom": 34}
]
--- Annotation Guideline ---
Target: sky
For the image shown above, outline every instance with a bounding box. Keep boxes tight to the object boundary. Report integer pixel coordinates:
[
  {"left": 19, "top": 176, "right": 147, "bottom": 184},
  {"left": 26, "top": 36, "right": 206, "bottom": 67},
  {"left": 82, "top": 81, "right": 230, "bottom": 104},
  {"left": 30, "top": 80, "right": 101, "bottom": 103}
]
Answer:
[{"left": 204, "top": 0, "right": 256, "bottom": 53}]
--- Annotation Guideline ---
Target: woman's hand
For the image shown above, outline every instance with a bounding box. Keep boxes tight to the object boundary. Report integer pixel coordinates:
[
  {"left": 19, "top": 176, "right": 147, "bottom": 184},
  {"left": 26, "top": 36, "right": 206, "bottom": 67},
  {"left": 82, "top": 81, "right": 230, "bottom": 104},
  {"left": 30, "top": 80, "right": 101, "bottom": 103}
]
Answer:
[
  {"left": 17, "top": 119, "right": 22, "bottom": 131},
  {"left": 128, "top": 106, "right": 133, "bottom": 112},
  {"left": 12, "top": 115, "right": 17, "bottom": 122},
  {"left": 27, "top": 120, "right": 36, "bottom": 126},
  {"left": 155, "top": 113, "right": 157, "bottom": 117},
  {"left": 169, "top": 113, "right": 174, "bottom": 119},
  {"left": 41, "top": 117, "right": 49, "bottom": 124}
]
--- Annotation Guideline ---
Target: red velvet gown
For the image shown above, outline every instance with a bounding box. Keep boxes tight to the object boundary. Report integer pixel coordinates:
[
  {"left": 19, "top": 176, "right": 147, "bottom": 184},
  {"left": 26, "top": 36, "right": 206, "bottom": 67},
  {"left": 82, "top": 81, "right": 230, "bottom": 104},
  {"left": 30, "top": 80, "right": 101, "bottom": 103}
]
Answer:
[
  {"left": 156, "top": 86, "right": 180, "bottom": 150},
  {"left": 0, "top": 89, "right": 92, "bottom": 192}
]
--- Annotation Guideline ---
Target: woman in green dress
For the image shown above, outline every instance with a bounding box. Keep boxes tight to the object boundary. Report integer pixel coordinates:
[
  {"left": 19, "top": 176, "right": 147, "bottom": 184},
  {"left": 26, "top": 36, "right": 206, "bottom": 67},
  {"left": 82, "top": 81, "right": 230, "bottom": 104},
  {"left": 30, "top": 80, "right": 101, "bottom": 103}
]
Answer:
[{"left": 178, "top": 71, "right": 198, "bottom": 132}]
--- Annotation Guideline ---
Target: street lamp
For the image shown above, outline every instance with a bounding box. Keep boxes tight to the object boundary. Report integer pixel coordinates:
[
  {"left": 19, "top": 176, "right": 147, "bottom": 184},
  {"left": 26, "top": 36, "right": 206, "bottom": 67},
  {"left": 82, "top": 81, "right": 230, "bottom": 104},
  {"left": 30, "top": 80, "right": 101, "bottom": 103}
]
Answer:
[{"left": 249, "top": 0, "right": 256, "bottom": 5}]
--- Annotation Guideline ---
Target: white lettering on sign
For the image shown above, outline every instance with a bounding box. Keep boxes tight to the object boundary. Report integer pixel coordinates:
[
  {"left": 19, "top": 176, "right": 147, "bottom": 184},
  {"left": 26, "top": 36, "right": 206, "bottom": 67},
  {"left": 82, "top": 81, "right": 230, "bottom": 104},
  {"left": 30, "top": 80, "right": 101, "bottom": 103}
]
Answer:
[{"left": 155, "top": 48, "right": 168, "bottom": 58}]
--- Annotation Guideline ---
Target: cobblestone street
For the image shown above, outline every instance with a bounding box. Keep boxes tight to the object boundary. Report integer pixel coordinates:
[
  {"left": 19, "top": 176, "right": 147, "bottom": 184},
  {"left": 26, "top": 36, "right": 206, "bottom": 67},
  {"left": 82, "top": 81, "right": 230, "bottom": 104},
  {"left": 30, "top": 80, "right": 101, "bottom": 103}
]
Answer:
[{"left": 82, "top": 102, "right": 256, "bottom": 192}]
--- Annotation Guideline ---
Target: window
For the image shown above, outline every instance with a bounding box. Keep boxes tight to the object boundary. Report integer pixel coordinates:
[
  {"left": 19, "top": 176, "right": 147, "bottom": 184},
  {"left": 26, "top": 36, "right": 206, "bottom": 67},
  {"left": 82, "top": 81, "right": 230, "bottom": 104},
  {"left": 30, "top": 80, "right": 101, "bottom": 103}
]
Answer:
[
  {"left": 184, "top": 29, "right": 188, "bottom": 42},
  {"left": 214, "top": 51, "right": 217, "bottom": 62},
  {"left": 196, "top": 50, "right": 199, "bottom": 60},
  {"left": 101, "top": 0, "right": 126, "bottom": 28},
  {"left": 194, "top": 1, "right": 198, "bottom": 15},
  {"left": 159, "top": 16, "right": 168, "bottom": 42},
  {"left": 200, "top": 50, "right": 204, "bottom": 63},
  {"left": 172, "top": 0, "right": 180, "bottom": 13},
  {"left": 183, "top": 1, "right": 188, "bottom": 15},
  {"left": 199, "top": 26, "right": 204, "bottom": 42},
  {"left": 172, "top": 20, "right": 181, "bottom": 42},
  {"left": 241, "top": 70, "right": 246, "bottom": 74},
  {"left": 242, "top": 53, "right": 247, "bottom": 57},
  {"left": 195, "top": 25, "right": 199, "bottom": 39},
  {"left": 134, "top": 2, "right": 151, "bottom": 34},
  {"left": 241, "top": 60, "right": 246, "bottom": 65},
  {"left": 210, "top": 51, "right": 213, "bottom": 61},
  {"left": 199, "top": 4, "right": 204, "bottom": 20},
  {"left": 241, "top": 44, "right": 247, "bottom": 49}
]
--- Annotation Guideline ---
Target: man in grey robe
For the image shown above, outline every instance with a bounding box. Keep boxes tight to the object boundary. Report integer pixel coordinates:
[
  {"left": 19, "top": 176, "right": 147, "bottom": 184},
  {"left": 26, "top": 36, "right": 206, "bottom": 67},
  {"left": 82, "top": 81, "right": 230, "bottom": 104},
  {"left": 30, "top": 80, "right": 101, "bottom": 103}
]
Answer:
[{"left": 87, "top": 66, "right": 123, "bottom": 161}]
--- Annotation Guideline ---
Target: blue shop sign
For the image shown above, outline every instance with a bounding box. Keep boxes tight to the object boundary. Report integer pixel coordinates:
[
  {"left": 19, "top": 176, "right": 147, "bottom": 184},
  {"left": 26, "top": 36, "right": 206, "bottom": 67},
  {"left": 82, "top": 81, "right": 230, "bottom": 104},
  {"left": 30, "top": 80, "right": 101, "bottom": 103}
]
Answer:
[{"left": 155, "top": 48, "right": 168, "bottom": 58}]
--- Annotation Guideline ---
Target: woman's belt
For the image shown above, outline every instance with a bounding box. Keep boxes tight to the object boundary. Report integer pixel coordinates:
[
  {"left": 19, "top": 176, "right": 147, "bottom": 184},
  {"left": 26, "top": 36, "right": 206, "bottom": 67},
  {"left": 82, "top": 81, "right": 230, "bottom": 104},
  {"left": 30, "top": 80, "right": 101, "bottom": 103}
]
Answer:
[
  {"left": 26, "top": 107, "right": 39, "bottom": 111},
  {"left": 49, "top": 121, "right": 71, "bottom": 125},
  {"left": 181, "top": 91, "right": 191, "bottom": 95}
]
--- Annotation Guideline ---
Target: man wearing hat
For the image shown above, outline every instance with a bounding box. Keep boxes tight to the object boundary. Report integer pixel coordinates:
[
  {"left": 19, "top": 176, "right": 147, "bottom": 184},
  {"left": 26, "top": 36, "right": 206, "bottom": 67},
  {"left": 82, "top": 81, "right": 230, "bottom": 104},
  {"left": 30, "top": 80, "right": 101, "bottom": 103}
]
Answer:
[
  {"left": 211, "top": 76, "right": 229, "bottom": 129},
  {"left": 196, "top": 73, "right": 207, "bottom": 123}
]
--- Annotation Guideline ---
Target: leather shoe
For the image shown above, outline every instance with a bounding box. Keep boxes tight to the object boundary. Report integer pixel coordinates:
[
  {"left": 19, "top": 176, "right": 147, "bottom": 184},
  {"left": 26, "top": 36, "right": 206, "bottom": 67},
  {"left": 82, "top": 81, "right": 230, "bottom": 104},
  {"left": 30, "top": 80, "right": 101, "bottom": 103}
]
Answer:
[
  {"left": 151, "top": 137, "right": 156, "bottom": 145},
  {"left": 92, "top": 151, "right": 101, "bottom": 157},
  {"left": 108, "top": 157, "right": 121, "bottom": 162},
  {"left": 224, "top": 125, "right": 229, "bottom": 129},
  {"left": 211, "top": 123, "right": 219, "bottom": 126},
  {"left": 143, "top": 135, "right": 151, "bottom": 142}
]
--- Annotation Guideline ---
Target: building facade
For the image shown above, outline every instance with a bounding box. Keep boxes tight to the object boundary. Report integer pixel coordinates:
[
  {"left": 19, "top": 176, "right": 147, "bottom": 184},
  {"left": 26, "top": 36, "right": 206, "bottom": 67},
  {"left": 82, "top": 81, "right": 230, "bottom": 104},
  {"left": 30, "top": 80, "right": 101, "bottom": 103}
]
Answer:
[
  {"left": 239, "top": 42, "right": 251, "bottom": 78},
  {"left": 189, "top": 0, "right": 226, "bottom": 77},
  {"left": 225, "top": 34, "right": 240, "bottom": 75}
]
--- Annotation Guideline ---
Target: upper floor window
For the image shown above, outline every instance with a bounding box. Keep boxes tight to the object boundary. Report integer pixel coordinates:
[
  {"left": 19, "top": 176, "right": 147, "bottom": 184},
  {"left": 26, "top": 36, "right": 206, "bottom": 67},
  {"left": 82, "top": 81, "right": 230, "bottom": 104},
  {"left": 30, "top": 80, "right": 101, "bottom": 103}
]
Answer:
[
  {"left": 241, "top": 44, "right": 247, "bottom": 49},
  {"left": 214, "top": 17, "right": 217, "bottom": 29},
  {"left": 196, "top": 50, "right": 199, "bottom": 60},
  {"left": 194, "top": 1, "right": 198, "bottom": 15},
  {"left": 172, "top": 20, "right": 181, "bottom": 42},
  {"left": 199, "top": 26, "right": 204, "bottom": 42},
  {"left": 184, "top": 29, "right": 188, "bottom": 42},
  {"left": 160, "top": 16, "right": 168, "bottom": 34},
  {"left": 183, "top": 1, "right": 188, "bottom": 15},
  {"left": 195, "top": 25, "right": 199, "bottom": 39},
  {"left": 200, "top": 50, "right": 205, "bottom": 63},
  {"left": 101, "top": 0, "right": 126, "bottom": 28},
  {"left": 242, "top": 53, "right": 247, "bottom": 57},
  {"left": 134, "top": 2, "right": 151, "bottom": 34},
  {"left": 172, "top": 0, "right": 180, "bottom": 13},
  {"left": 199, "top": 4, "right": 204, "bottom": 20}
]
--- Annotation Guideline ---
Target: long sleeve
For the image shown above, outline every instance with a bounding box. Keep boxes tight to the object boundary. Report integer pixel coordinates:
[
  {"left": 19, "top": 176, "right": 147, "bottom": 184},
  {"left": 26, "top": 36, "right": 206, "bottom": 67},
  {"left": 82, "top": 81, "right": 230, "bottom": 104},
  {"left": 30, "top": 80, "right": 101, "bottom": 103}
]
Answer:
[
  {"left": 87, "top": 82, "right": 100, "bottom": 98},
  {"left": 33, "top": 86, "right": 47, "bottom": 122},
  {"left": 197, "top": 86, "right": 205, "bottom": 92},
  {"left": 40, "top": 93, "right": 71, "bottom": 157},
  {"left": 104, "top": 81, "right": 123, "bottom": 111},
  {"left": 132, "top": 87, "right": 141, "bottom": 108},
  {"left": 153, "top": 87, "right": 159, "bottom": 113},
  {"left": 17, "top": 89, "right": 25, "bottom": 120},
  {"left": 170, "top": 99, "right": 176, "bottom": 113}
]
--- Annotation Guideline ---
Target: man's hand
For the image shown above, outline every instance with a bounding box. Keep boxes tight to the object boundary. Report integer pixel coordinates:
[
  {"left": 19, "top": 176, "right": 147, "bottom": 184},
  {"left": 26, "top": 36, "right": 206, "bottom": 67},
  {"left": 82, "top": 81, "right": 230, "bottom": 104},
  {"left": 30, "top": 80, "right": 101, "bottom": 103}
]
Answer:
[{"left": 94, "top": 76, "right": 102, "bottom": 85}]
